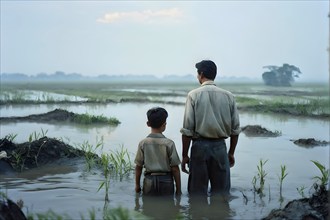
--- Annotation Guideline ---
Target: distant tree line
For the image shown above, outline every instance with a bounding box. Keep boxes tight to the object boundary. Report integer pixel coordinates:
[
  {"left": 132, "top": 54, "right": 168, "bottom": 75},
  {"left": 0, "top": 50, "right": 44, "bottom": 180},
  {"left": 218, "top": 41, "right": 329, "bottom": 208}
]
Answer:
[{"left": 262, "top": 64, "right": 301, "bottom": 86}]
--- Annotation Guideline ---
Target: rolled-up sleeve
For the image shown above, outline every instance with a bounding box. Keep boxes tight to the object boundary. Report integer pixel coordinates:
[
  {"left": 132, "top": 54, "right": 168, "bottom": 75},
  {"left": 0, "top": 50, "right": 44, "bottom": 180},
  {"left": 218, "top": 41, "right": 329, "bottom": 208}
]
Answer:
[
  {"left": 134, "top": 144, "right": 144, "bottom": 167},
  {"left": 180, "top": 94, "right": 195, "bottom": 137},
  {"left": 231, "top": 99, "right": 241, "bottom": 135}
]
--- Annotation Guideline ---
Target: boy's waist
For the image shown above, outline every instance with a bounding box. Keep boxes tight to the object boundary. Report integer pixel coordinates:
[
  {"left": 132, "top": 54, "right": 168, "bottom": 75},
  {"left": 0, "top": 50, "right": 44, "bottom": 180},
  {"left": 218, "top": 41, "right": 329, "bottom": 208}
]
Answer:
[{"left": 145, "top": 171, "right": 171, "bottom": 176}]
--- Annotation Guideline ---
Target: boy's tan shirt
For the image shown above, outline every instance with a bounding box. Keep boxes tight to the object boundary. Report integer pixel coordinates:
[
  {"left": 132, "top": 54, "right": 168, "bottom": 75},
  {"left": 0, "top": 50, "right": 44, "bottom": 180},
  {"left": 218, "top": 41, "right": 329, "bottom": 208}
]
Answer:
[{"left": 134, "top": 133, "right": 181, "bottom": 174}]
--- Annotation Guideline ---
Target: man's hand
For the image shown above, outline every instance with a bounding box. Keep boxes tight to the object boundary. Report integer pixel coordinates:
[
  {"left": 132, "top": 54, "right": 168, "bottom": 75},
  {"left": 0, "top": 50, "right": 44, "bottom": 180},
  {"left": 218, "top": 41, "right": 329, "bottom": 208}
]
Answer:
[
  {"left": 228, "top": 153, "right": 235, "bottom": 168},
  {"left": 135, "top": 185, "right": 141, "bottom": 193},
  {"left": 181, "top": 156, "right": 190, "bottom": 174}
]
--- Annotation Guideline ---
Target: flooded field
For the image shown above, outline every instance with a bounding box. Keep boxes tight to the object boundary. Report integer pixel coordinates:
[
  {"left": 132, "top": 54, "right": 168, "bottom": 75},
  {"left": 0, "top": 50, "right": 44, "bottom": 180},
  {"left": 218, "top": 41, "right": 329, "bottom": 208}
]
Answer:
[{"left": 0, "top": 82, "right": 329, "bottom": 219}]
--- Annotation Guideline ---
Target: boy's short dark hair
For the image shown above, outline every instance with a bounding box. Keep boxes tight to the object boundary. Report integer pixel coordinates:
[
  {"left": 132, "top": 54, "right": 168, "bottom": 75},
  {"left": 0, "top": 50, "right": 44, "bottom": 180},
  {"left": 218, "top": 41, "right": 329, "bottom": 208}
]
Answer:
[
  {"left": 147, "top": 107, "right": 168, "bottom": 128},
  {"left": 195, "top": 60, "right": 217, "bottom": 80}
]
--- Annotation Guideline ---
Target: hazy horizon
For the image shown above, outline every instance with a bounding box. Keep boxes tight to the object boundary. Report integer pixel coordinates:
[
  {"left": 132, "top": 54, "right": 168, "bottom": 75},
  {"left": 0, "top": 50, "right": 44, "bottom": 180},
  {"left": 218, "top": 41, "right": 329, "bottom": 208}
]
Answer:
[{"left": 1, "top": 1, "right": 329, "bottom": 82}]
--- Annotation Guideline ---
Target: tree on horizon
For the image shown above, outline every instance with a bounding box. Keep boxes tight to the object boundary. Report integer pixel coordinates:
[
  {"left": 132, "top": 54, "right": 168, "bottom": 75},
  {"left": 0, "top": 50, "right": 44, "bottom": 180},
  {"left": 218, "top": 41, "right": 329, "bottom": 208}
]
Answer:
[{"left": 262, "top": 64, "right": 301, "bottom": 86}]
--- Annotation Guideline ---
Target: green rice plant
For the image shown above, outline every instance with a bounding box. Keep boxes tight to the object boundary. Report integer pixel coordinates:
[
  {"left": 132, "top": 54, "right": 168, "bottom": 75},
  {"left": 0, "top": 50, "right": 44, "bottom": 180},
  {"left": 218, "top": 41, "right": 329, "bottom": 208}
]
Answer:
[
  {"left": 109, "top": 145, "right": 133, "bottom": 181},
  {"left": 34, "top": 139, "right": 48, "bottom": 167},
  {"left": 252, "top": 176, "right": 257, "bottom": 192},
  {"left": 278, "top": 165, "right": 288, "bottom": 197},
  {"left": 28, "top": 129, "right": 48, "bottom": 142},
  {"left": 252, "top": 159, "right": 268, "bottom": 196},
  {"left": 103, "top": 206, "right": 148, "bottom": 220},
  {"left": 4, "top": 133, "right": 18, "bottom": 142},
  {"left": 81, "top": 208, "right": 96, "bottom": 220},
  {"left": 296, "top": 185, "right": 307, "bottom": 198},
  {"left": 98, "top": 153, "right": 112, "bottom": 202},
  {"left": 79, "top": 139, "right": 103, "bottom": 171},
  {"left": 27, "top": 210, "right": 71, "bottom": 220},
  {"left": 311, "top": 160, "right": 329, "bottom": 190},
  {"left": 12, "top": 151, "right": 25, "bottom": 172}
]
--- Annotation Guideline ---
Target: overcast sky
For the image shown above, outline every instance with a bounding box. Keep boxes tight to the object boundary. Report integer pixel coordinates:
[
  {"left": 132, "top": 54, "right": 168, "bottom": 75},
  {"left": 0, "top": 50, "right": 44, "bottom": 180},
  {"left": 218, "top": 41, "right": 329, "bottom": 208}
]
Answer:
[{"left": 1, "top": 1, "right": 329, "bottom": 81}]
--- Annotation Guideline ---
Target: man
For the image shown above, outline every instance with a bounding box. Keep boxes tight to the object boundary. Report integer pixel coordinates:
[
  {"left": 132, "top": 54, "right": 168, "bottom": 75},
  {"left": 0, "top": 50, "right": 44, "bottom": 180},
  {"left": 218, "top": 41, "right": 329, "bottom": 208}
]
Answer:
[{"left": 180, "top": 60, "right": 240, "bottom": 196}]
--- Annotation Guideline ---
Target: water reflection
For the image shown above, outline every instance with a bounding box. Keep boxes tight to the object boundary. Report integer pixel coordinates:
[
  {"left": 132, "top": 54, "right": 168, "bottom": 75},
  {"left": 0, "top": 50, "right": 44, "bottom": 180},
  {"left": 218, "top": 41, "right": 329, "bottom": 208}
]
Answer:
[
  {"left": 134, "top": 193, "right": 233, "bottom": 220},
  {"left": 188, "top": 194, "right": 232, "bottom": 220},
  {"left": 135, "top": 194, "right": 181, "bottom": 219}
]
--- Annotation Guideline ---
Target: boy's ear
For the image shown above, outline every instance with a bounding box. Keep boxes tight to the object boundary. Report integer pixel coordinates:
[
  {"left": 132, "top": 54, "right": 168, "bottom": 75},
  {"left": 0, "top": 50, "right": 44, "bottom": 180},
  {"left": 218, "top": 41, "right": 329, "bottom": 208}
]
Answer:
[{"left": 147, "top": 121, "right": 151, "bottom": 127}]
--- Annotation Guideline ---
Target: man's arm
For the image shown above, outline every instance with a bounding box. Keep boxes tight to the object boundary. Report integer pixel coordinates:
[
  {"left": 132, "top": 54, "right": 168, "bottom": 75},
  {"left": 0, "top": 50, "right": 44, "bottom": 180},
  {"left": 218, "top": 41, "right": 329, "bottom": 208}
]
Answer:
[
  {"left": 228, "top": 135, "right": 239, "bottom": 167},
  {"left": 171, "top": 165, "right": 182, "bottom": 195},
  {"left": 181, "top": 135, "right": 192, "bottom": 174},
  {"left": 135, "top": 165, "right": 143, "bottom": 193}
]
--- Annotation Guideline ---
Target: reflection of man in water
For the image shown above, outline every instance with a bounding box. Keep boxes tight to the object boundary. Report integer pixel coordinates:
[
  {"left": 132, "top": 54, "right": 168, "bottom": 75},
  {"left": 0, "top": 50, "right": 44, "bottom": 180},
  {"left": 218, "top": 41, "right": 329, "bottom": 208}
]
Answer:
[
  {"left": 188, "top": 194, "right": 231, "bottom": 220},
  {"left": 181, "top": 60, "right": 240, "bottom": 196}
]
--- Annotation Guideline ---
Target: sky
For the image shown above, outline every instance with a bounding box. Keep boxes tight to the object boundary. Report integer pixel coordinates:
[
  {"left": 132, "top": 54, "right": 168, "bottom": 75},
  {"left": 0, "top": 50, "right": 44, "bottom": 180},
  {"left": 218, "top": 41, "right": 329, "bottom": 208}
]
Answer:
[{"left": 1, "top": 1, "right": 329, "bottom": 81}]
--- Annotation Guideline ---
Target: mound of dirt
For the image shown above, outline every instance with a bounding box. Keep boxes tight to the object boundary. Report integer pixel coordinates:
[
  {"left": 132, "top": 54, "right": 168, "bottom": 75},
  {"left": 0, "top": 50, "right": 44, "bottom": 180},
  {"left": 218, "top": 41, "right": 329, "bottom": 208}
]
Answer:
[
  {"left": 0, "top": 109, "right": 75, "bottom": 123},
  {"left": 0, "top": 137, "right": 99, "bottom": 172},
  {"left": 292, "top": 138, "right": 330, "bottom": 148},
  {"left": 241, "top": 125, "right": 281, "bottom": 137},
  {"left": 0, "top": 198, "right": 26, "bottom": 220},
  {"left": 263, "top": 186, "right": 329, "bottom": 220}
]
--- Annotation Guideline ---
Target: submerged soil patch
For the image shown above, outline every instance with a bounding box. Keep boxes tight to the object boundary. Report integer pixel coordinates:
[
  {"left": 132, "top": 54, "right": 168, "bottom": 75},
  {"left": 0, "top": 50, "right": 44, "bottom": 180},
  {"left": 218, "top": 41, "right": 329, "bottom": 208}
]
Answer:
[
  {"left": 241, "top": 125, "right": 281, "bottom": 137},
  {"left": 0, "top": 109, "right": 75, "bottom": 123},
  {"left": 0, "top": 108, "right": 120, "bottom": 125},
  {"left": 263, "top": 187, "right": 329, "bottom": 220},
  {"left": 0, "top": 137, "right": 98, "bottom": 173},
  {"left": 292, "top": 138, "right": 330, "bottom": 148}
]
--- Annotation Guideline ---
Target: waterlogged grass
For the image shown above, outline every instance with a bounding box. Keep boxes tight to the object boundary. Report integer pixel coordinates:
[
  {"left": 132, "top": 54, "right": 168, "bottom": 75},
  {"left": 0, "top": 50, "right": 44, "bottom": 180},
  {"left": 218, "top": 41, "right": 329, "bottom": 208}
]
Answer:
[
  {"left": 237, "top": 96, "right": 330, "bottom": 117},
  {"left": 1, "top": 81, "right": 329, "bottom": 118},
  {"left": 73, "top": 113, "right": 120, "bottom": 125}
]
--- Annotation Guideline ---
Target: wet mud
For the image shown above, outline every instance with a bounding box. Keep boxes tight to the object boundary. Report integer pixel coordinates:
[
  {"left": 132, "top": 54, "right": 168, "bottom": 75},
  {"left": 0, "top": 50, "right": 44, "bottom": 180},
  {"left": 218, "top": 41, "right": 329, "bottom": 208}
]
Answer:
[
  {"left": 0, "top": 137, "right": 98, "bottom": 173},
  {"left": 241, "top": 125, "right": 281, "bottom": 137},
  {"left": 292, "top": 138, "right": 330, "bottom": 148},
  {"left": 0, "top": 109, "right": 77, "bottom": 123},
  {"left": 263, "top": 186, "right": 329, "bottom": 220}
]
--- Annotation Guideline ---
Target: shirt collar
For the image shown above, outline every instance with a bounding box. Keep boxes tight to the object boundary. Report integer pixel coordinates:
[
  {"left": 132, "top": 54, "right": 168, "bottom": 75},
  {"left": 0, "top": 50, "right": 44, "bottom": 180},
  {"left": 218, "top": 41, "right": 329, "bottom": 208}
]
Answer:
[
  {"left": 201, "top": 80, "right": 215, "bottom": 86},
  {"left": 147, "top": 133, "right": 165, "bottom": 138}
]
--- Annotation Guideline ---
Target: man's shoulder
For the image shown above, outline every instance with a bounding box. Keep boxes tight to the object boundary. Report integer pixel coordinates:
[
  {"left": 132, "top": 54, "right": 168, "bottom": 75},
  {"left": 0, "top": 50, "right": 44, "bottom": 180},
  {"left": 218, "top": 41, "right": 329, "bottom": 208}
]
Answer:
[{"left": 188, "top": 85, "right": 233, "bottom": 96}]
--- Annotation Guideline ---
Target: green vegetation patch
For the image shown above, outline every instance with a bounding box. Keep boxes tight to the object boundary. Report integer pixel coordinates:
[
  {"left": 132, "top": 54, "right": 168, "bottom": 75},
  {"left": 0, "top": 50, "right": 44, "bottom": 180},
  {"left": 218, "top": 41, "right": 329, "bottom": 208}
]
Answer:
[{"left": 73, "top": 113, "right": 120, "bottom": 125}]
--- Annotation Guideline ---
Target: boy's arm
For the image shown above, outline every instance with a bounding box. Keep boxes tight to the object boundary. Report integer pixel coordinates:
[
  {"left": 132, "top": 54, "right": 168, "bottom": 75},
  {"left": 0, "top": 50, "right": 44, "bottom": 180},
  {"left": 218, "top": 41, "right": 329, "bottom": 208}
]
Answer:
[
  {"left": 135, "top": 165, "right": 143, "bottom": 193},
  {"left": 171, "top": 165, "right": 182, "bottom": 196}
]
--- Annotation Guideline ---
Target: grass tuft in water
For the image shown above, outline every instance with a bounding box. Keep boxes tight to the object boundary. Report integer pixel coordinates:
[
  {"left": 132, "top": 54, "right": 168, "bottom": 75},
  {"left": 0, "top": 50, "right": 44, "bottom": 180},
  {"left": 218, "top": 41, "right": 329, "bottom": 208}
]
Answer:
[
  {"left": 108, "top": 145, "right": 133, "bottom": 181},
  {"left": 252, "top": 159, "right": 268, "bottom": 197},
  {"left": 311, "top": 160, "right": 329, "bottom": 190},
  {"left": 278, "top": 165, "right": 288, "bottom": 199},
  {"left": 79, "top": 139, "right": 103, "bottom": 171},
  {"left": 73, "top": 113, "right": 120, "bottom": 125},
  {"left": 98, "top": 153, "right": 112, "bottom": 202}
]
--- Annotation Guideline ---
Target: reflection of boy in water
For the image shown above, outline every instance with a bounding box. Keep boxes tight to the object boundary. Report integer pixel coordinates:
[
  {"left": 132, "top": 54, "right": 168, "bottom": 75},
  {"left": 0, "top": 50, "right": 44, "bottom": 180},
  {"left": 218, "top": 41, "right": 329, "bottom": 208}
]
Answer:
[{"left": 134, "top": 107, "right": 182, "bottom": 196}]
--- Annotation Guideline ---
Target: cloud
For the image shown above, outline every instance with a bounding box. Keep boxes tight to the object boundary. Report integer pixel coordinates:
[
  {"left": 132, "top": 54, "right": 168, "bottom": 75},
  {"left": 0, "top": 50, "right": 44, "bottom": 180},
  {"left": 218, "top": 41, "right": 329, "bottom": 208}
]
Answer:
[{"left": 97, "top": 8, "right": 183, "bottom": 24}]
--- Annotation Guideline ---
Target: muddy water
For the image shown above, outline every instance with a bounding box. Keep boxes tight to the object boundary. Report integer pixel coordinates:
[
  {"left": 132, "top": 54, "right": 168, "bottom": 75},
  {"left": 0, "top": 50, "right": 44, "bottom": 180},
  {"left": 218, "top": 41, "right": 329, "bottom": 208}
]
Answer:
[{"left": 0, "top": 103, "right": 329, "bottom": 219}]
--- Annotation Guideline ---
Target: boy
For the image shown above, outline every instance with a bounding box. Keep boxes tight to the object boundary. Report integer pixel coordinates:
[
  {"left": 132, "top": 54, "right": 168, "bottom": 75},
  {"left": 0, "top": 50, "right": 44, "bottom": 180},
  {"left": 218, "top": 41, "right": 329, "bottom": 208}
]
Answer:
[{"left": 135, "top": 107, "right": 181, "bottom": 196}]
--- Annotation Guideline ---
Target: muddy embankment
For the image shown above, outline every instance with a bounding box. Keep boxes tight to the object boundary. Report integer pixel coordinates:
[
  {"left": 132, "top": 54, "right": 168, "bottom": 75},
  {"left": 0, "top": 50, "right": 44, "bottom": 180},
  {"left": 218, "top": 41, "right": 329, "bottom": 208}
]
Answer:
[{"left": 1, "top": 108, "right": 85, "bottom": 123}]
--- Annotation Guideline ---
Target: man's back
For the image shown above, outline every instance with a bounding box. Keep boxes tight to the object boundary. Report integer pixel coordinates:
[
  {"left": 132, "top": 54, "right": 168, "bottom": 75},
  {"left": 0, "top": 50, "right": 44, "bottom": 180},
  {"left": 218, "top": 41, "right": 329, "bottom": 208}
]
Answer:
[{"left": 183, "top": 81, "right": 240, "bottom": 139}]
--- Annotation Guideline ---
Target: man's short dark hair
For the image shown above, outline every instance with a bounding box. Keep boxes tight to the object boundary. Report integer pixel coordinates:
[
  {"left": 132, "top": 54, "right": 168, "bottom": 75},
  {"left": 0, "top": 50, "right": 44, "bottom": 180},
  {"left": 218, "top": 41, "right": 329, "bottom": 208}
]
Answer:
[
  {"left": 195, "top": 60, "right": 217, "bottom": 80},
  {"left": 147, "top": 107, "right": 168, "bottom": 128}
]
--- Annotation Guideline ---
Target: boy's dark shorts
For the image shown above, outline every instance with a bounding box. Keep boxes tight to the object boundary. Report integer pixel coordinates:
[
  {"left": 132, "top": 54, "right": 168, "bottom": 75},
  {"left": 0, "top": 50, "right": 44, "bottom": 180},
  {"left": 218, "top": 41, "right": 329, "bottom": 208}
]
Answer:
[{"left": 143, "top": 173, "right": 174, "bottom": 196}]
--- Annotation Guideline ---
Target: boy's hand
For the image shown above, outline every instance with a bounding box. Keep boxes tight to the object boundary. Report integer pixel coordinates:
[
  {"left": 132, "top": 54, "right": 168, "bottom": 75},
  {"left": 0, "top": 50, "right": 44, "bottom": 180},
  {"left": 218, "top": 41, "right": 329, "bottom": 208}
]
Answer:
[{"left": 181, "top": 156, "right": 190, "bottom": 174}]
